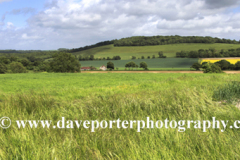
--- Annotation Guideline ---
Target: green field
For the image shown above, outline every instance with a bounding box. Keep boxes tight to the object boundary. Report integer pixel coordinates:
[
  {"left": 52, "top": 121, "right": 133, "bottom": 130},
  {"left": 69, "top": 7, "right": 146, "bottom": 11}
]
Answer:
[
  {"left": 74, "top": 43, "right": 240, "bottom": 60},
  {"left": 1, "top": 73, "right": 240, "bottom": 159},
  {"left": 80, "top": 58, "right": 199, "bottom": 69}
]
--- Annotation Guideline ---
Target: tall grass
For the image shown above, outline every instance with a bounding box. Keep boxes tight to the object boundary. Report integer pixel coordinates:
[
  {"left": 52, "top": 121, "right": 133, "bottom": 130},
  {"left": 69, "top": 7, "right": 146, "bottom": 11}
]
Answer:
[
  {"left": 213, "top": 81, "right": 240, "bottom": 103},
  {"left": 0, "top": 73, "right": 240, "bottom": 159}
]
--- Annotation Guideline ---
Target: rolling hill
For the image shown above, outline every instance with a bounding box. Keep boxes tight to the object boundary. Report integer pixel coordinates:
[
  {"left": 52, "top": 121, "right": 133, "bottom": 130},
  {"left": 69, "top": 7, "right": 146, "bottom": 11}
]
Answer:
[{"left": 72, "top": 43, "right": 240, "bottom": 60}]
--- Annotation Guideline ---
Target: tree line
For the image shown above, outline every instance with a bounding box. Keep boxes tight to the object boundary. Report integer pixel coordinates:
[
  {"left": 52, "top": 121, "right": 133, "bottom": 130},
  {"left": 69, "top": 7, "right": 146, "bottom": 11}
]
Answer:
[
  {"left": 69, "top": 40, "right": 115, "bottom": 53},
  {"left": 105, "top": 61, "right": 148, "bottom": 71},
  {"left": 79, "top": 52, "right": 166, "bottom": 61},
  {"left": 191, "top": 60, "right": 240, "bottom": 73},
  {"left": 114, "top": 35, "right": 240, "bottom": 47},
  {"left": 176, "top": 48, "right": 240, "bottom": 58},
  {"left": 0, "top": 52, "right": 81, "bottom": 73},
  {"left": 78, "top": 55, "right": 121, "bottom": 61}
]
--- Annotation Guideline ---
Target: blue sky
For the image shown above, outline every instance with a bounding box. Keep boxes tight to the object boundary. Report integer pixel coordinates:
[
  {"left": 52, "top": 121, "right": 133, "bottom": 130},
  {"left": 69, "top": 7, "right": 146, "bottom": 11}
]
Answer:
[
  {"left": 0, "top": 0, "right": 44, "bottom": 28},
  {"left": 0, "top": 0, "right": 240, "bottom": 50}
]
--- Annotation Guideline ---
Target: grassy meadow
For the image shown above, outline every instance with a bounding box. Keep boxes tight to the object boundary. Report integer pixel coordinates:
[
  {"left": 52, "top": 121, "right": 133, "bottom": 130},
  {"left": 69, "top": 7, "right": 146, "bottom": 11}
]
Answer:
[
  {"left": 0, "top": 73, "right": 240, "bottom": 159},
  {"left": 73, "top": 43, "right": 240, "bottom": 60}
]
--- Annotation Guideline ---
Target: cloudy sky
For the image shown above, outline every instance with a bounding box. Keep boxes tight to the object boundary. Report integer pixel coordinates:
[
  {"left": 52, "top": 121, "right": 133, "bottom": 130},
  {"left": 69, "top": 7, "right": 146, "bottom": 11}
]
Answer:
[{"left": 0, "top": 0, "right": 240, "bottom": 50}]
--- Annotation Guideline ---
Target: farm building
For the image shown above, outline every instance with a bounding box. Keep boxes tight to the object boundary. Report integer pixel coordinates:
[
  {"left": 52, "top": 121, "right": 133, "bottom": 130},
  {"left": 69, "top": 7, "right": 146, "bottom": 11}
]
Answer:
[{"left": 100, "top": 65, "right": 107, "bottom": 71}]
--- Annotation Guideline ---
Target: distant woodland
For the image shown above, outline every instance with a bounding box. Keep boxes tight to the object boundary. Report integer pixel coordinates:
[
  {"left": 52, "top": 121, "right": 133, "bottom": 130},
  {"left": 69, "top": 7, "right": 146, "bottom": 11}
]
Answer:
[{"left": 113, "top": 36, "right": 240, "bottom": 46}]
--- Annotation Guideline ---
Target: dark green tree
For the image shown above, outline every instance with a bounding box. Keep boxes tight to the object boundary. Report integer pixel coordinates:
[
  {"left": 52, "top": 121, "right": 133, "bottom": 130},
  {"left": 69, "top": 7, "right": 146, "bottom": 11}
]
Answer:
[
  {"left": 21, "top": 58, "right": 30, "bottom": 67},
  {"left": 214, "top": 60, "right": 231, "bottom": 70},
  {"left": 90, "top": 55, "right": 94, "bottom": 60},
  {"left": 125, "top": 61, "right": 136, "bottom": 70},
  {"left": 140, "top": 62, "right": 148, "bottom": 70},
  {"left": 191, "top": 62, "right": 202, "bottom": 70},
  {"left": 158, "top": 51, "right": 163, "bottom": 58},
  {"left": 107, "top": 61, "right": 114, "bottom": 69},
  {"left": 49, "top": 52, "right": 81, "bottom": 72},
  {"left": 9, "top": 62, "right": 27, "bottom": 73},
  {"left": 202, "top": 62, "right": 222, "bottom": 73},
  {"left": 235, "top": 61, "right": 240, "bottom": 70}
]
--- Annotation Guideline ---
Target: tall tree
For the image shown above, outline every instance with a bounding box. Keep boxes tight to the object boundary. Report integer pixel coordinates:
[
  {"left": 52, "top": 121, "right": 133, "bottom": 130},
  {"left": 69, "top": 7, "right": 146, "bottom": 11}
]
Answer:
[{"left": 50, "top": 52, "right": 81, "bottom": 72}]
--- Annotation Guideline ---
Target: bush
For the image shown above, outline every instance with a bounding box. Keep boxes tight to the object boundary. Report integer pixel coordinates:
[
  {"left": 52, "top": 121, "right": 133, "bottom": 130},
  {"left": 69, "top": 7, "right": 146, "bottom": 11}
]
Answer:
[
  {"left": 49, "top": 52, "right": 80, "bottom": 73},
  {"left": 191, "top": 62, "right": 202, "bottom": 71},
  {"left": 202, "top": 62, "right": 222, "bottom": 73},
  {"left": 9, "top": 62, "right": 27, "bottom": 73}
]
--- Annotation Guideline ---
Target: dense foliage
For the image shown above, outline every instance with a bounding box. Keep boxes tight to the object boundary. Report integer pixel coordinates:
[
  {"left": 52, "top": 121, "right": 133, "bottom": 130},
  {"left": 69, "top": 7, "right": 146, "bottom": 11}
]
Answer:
[
  {"left": 79, "top": 55, "right": 121, "bottom": 61},
  {"left": 69, "top": 40, "right": 115, "bottom": 53},
  {"left": 191, "top": 60, "right": 240, "bottom": 71},
  {"left": 176, "top": 48, "right": 240, "bottom": 58},
  {"left": 0, "top": 50, "right": 56, "bottom": 61},
  {"left": 0, "top": 62, "right": 7, "bottom": 73},
  {"left": 107, "top": 61, "right": 114, "bottom": 69},
  {"left": 114, "top": 35, "right": 239, "bottom": 46},
  {"left": 140, "top": 62, "right": 148, "bottom": 70},
  {"left": 9, "top": 62, "right": 27, "bottom": 73},
  {"left": 202, "top": 62, "right": 223, "bottom": 73},
  {"left": 190, "top": 62, "right": 202, "bottom": 71},
  {"left": 125, "top": 61, "right": 137, "bottom": 69},
  {"left": 49, "top": 52, "right": 81, "bottom": 73}
]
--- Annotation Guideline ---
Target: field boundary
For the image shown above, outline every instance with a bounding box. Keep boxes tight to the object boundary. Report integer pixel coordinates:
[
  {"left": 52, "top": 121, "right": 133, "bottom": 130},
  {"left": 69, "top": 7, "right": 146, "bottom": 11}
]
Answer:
[{"left": 81, "top": 71, "right": 240, "bottom": 74}]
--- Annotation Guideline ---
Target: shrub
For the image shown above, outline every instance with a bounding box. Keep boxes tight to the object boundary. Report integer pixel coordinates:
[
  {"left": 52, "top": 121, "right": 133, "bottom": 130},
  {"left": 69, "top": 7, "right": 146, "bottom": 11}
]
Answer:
[
  {"left": 202, "top": 62, "right": 222, "bottom": 73},
  {"left": 9, "top": 62, "right": 27, "bottom": 73},
  {"left": 191, "top": 62, "right": 202, "bottom": 71}
]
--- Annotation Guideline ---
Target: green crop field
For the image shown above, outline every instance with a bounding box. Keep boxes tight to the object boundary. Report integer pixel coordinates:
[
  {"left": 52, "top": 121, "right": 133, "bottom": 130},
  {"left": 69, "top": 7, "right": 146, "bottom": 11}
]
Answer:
[
  {"left": 73, "top": 43, "right": 240, "bottom": 60},
  {"left": 1, "top": 73, "right": 240, "bottom": 159},
  {"left": 79, "top": 58, "right": 199, "bottom": 69}
]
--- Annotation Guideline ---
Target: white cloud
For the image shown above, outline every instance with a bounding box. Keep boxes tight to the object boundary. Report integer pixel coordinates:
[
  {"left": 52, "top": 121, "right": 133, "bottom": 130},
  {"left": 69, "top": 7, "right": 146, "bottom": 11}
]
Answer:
[{"left": 1, "top": 0, "right": 240, "bottom": 50}]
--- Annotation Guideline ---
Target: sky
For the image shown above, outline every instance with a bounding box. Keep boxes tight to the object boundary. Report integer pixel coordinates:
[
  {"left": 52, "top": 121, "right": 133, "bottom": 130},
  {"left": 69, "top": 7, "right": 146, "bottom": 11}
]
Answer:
[{"left": 0, "top": 0, "right": 240, "bottom": 50}]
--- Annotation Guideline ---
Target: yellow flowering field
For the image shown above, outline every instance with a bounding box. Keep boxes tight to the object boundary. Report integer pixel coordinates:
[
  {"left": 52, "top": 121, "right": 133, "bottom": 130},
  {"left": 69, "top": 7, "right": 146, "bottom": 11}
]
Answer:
[{"left": 200, "top": 58, "right": 240, "bottom": 64}]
